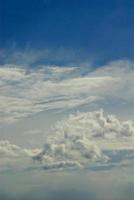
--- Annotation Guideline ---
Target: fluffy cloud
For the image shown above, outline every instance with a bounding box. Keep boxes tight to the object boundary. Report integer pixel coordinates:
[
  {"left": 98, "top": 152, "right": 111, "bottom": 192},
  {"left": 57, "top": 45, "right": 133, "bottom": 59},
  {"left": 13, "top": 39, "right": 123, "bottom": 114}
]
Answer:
[
  {"left": 32, "top": 132, "right": 105, "bottom": 169},
  {"left": 0, "top": 111, "right": 109, "bottom": 170},
  {"left": 0, "top": 140, "right": 24, "bottom": 157},
  {"left": 0, "top": 140, "right": 41, "bottom": 171},
  {"left": 54, "top": 109, "right": 134, "bottom": 138},
  {"left": 0, "top": 138, "right": 105, "bottom": 171},
  {"left": 0, "top": 140, "right": 40, "bottom": 158},
  {"left": 32, "top": 110, "right": 134, "bottom": 169},
  {"left": 53, "top": 110, "right": 134, "bottom": 149},
  {"left": 1, "top": 110, "right": 134, "bottom": 171}
]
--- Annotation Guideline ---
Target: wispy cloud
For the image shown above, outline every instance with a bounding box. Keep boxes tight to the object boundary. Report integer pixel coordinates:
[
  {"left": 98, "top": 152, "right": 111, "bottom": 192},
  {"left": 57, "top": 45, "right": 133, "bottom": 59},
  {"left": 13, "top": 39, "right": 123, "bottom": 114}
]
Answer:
[
  {"left": 0, "top": 60, "right": 134, "bottom": 124},
  {"left": 0, "top": 48, "right": 90, "bottom": 66}
]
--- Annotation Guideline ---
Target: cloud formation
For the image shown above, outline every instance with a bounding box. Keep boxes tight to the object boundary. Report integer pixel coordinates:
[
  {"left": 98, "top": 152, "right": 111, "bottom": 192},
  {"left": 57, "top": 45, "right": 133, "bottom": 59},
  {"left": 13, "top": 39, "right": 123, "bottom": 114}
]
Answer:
[
  {"left": 0, "top": 110, "right": 134, "bottom": 170},
  {"left": 54, "top": 109, "right": 134, "bottom": 139},
  {"left": 0, "top": 60, "right": 134, "bottom": 124},
  {"left": 32, "top": 110, "right": 134, "bottom": 169},
  {"left": 0, "top": 140, "right": 40, "bottom": 158}
]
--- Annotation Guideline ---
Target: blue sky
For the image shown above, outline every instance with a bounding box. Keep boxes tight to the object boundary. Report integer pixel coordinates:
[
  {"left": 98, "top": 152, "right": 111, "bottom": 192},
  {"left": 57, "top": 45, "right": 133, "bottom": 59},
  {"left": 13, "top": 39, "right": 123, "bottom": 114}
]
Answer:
[
  {"left": 0, "top": 2, "right": 134, "bottom": 199},
  {"left": 0, "top": 0, "right": 134, "bottom": 65},
  {"left": 0, "top": 0, "right": 134, "bottom": 144}
]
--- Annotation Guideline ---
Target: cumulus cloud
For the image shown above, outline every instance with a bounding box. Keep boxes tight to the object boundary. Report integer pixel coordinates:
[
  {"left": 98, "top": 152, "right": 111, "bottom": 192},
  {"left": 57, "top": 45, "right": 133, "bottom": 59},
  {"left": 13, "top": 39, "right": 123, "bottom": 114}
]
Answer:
[
  {"left": 0, "top": 139, "right": 105, "bottom": 171},
  {"left": 31, "top": 110, "right": 134, "bottom": 169},
  {"left": 0, "top": 140, "right": 41, "bottom": 172},
  {"left": 0, "top": 140, "right": 40, "bottom": 158},
  {"left": 1, "top": 110, "right": 134, "bottom": 170},
  {"left": 0, "top": 140, "right": 24, "bottom": 157},
  {"left": 0, "top": 111, "right": 110, "bottom": 170},
  {"left": 53, "top": 110, "right": 134, "bottom": 148},
  {"left": 32, "top": 134, "right": 105, "bottom": 169}
]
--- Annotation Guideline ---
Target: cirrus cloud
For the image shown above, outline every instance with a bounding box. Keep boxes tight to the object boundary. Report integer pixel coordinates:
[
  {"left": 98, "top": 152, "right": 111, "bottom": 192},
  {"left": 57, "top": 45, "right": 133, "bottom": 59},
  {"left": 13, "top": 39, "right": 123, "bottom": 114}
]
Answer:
[{"left": 1, "top": 59, "right": 134, "bottom": 124}]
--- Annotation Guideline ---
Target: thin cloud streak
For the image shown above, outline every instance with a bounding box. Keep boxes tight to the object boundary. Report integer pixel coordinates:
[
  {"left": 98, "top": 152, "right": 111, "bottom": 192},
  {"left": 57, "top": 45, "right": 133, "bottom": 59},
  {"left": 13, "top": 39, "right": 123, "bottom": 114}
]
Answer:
[{"left": 1, "top": 60, "right": 134, "bottom": 124}]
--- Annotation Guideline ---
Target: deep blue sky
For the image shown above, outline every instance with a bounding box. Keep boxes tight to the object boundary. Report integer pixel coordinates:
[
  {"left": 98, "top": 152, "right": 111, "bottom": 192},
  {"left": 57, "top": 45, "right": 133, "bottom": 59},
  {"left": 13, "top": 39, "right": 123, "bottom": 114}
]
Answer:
[{"left": 0, "top": 0, "right": 134, "bottom": 64}]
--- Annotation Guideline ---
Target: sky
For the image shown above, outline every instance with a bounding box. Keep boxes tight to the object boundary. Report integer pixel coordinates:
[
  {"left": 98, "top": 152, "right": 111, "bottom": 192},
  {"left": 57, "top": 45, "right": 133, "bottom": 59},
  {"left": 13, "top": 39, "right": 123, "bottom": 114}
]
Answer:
[
  {"left": 0, "top": 0, "right": 134, "bottom": 200},
  {"left": 0, "top": 0, "right": 134, "bottom": 65}
]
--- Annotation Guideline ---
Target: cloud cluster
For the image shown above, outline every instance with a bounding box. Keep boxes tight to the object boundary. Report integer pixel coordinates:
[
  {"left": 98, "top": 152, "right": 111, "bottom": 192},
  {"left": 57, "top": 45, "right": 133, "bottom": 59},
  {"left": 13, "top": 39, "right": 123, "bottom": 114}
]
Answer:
[
  {"left": 0, "top": 138, "right": 105, "bottom": 171},
  {"left": 32, "top": 130, "right": 105, "bottom": 169},
  {"left": 0, "top": 140, "right": 39, "bottom": 158},
  {"left": 0, "top": 111, "right": 110, "bottom": 170},
  {"left": 0, "top": 140, "right": 24, "bottom": 157},
  {"left": 1, "top": 110, "right": 134, "bottom": 170},
  {"left": 32, "top": 110, "right": 134, "bottom": 169},
  {"left": 54, "top": 109, "right": 134, "bottom": 140}
]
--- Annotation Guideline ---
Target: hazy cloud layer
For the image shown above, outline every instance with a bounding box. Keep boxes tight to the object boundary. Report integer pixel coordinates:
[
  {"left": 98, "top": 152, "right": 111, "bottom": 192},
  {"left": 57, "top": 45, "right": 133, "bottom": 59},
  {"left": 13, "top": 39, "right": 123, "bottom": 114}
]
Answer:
[{"left": 0, "top": 60, "right": 134, "bottom": 124}]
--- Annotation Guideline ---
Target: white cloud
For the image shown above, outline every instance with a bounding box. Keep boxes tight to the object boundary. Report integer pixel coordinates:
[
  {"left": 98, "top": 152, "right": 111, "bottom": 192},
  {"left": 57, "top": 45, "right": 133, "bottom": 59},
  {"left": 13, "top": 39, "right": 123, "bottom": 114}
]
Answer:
[
  {"left": 31, "top": 109, "right": 134, "bottom": 170},
  {"left": 32, "top": 131, "right": 106, "bottom": 167},
  {"left": 0, "top": 111, "right": 109, "bottom": 170},
  {"left": 0, "top": 140, "right": 23, "bottom": 157},
  {"left": 54, "top": 110, "right": 134, "bottom": 140},
  {"left": 0, "top": 59, "right": 134, "bottom": 124},
  {"left": 0, "top": 137, "right": 106, "bottom": 171},
  {"left": 52, "top": 110, "right": 134, "bottom": 150},
  {"left": 1, "top": 110, "right": 134, "bottom": 171},
  {"left": 0, "top": 64, "right": 118, "bottom": 123},
  {"left": 0, "top": 140, "right": 40, "bottom": 158}
]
